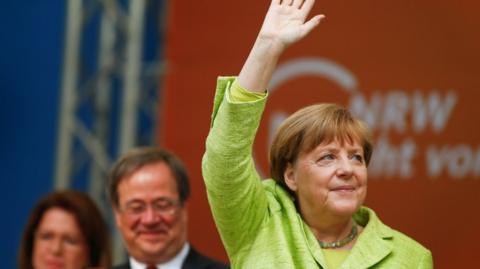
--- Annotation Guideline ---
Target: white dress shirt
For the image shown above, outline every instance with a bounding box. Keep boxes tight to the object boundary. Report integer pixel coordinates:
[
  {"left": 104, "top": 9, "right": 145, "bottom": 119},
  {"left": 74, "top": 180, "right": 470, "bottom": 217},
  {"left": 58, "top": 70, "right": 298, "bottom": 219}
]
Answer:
[{"left": 129, "top": 242, "right": 190, "bottom": 269}]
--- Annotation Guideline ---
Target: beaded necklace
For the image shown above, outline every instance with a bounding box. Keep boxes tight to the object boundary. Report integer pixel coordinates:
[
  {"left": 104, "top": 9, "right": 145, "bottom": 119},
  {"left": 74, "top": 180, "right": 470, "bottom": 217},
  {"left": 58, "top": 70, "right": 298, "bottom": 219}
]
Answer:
[{"left": 318, "top": 223, "right": 358, "bottom": 249}]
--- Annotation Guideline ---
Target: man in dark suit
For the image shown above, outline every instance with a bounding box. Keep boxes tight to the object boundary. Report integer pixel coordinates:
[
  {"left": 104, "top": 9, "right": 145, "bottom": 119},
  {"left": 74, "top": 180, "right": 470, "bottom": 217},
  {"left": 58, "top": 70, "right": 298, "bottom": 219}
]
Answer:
[{"left": 107, "top": 147, "right": 229, "bottom": 269}]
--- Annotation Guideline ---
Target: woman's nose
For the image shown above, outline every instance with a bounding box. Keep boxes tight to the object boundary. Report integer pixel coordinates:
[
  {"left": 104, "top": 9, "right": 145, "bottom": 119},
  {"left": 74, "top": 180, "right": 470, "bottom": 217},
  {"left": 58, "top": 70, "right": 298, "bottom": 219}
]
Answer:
[
  {"left": 50, "top": 238, "right": 63, "bottom": 255},
  {"left": 336, "top": 158, "right": 353, "bottom": 178}
]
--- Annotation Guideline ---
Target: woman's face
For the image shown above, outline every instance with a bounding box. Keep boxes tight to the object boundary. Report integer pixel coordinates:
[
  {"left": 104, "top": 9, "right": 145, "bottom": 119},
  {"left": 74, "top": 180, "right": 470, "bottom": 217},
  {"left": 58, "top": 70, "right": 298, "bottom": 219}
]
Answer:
[
  {"left": 284, "top": 139, "right": 367, "bottom": 223},
  {"left": 32, "top": 207, "right": 89, "bottom": 269}
]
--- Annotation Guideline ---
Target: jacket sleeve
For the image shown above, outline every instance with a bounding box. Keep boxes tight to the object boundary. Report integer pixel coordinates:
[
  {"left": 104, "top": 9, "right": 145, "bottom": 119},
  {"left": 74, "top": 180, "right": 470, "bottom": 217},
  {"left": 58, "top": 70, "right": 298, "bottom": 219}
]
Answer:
[
  {"left": 201, "top": 76, "right": 269, "bottom": 257},
  {"left": 417, "top": 250, "right": 433, "bottom": 269}
]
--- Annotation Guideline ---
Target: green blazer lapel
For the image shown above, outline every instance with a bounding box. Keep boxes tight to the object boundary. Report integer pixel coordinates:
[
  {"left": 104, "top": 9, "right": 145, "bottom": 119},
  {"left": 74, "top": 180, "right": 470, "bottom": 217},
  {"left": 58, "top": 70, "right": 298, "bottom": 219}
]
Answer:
[
  {"left": 340, "top": 208, "right": 394, "bottom": 269},
  {"left": 300, "top": 217, "right": 329, "bottom": 269}
]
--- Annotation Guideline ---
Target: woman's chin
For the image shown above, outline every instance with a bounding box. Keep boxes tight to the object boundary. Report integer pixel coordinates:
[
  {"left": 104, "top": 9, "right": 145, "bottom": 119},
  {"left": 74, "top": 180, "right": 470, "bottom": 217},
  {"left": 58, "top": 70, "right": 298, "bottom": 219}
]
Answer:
[{"left": 329, "top": 201, "right": 361, "bottom": 217}]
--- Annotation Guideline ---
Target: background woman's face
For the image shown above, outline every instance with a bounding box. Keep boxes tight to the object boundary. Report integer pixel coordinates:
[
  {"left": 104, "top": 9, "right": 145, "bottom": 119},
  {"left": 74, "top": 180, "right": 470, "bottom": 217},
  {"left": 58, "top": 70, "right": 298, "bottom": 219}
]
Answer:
[
  {"left": 32, "top": 207, "right": 89, "bottom": 269},
  {"left": 284, "top": 140, "right": 368, "bottom": 220}
]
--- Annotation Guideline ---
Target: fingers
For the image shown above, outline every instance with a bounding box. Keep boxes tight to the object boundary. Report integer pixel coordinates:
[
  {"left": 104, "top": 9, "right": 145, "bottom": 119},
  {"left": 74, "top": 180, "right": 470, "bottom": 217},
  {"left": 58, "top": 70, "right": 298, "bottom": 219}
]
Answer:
[
  {"left": 300, "top": 14, "right": 325, "bottom": 37},
  {"left": 277, "top": 0, "right": 316, "bottom": 11},
  {"left": 292, "top": 0, "right": 303, "bottom": 9},
  {"left": 298, "top": 0, "right": 320, "bottom": 22},
  {"left": 278, "top": 0, "right": 307, "bottom": 7},
  {"left": 279, "top": 0, "right": 292, "bottom": 6},
  {"left": 300, "top": 0, "right": 315, "bottom": 13},
  {"left": 279, "top": 0, "right": 305, "bottom": 8}
]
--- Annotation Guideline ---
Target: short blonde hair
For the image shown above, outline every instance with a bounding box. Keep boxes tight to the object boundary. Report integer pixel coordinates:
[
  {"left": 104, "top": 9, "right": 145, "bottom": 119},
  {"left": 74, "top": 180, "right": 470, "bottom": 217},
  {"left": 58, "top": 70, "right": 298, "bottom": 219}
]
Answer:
[{"left": 269, "top": 103, "right": 372, "bottom": 192}]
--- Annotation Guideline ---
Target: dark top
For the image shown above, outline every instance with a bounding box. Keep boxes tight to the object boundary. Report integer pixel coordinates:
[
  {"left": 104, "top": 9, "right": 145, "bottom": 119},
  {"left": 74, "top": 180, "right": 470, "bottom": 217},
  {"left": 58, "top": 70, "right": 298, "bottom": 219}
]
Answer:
[{"left": 112, "top": 246, "right": 229, "bottom": 269}]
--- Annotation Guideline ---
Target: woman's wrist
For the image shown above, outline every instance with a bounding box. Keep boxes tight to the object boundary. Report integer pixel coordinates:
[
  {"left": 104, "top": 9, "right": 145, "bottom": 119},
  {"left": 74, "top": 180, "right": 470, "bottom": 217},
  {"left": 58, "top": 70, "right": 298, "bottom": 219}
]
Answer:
[
  {"left": 254, "top": 34, "right": 286, "bottom": 58},
  {"left": 237, "top": 36, "right": 283, "bottom": 93}
]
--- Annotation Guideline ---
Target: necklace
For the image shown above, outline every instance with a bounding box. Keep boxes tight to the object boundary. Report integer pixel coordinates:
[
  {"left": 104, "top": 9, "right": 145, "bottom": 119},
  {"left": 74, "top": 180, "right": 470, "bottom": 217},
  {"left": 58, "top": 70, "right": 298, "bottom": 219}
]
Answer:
[{"left": 318, "top": 223, "right": 358, "bottom": 249}]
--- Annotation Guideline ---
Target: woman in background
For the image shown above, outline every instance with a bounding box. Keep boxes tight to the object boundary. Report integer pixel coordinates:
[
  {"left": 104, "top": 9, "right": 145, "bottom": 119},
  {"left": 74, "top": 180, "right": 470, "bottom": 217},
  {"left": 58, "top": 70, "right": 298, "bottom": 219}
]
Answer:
[{"left": 18, "top": 190, "right": 111, "bottom": 269}]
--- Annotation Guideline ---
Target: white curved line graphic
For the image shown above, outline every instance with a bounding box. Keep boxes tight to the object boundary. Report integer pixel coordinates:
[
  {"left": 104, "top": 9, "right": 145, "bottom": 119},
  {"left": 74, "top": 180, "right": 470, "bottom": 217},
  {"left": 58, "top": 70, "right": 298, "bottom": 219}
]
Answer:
[{"left": 269, "top": 57, "right": 358, "bottom": 93}]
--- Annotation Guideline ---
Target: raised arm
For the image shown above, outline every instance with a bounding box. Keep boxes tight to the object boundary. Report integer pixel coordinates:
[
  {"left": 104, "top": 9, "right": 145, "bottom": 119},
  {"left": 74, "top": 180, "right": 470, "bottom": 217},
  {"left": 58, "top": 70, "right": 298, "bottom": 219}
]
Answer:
[
  {"left": 238, "top": 0, "right": 324, "bottom": 92},
  {"left": 203, "top": 0, "right": 325, "bottom": 261}
]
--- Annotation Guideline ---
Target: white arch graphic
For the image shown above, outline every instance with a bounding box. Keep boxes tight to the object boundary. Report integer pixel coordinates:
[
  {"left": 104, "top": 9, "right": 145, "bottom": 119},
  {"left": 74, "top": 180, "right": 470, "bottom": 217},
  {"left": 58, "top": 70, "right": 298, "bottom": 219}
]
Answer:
[
  {"left": 255, "top": 57, "right": 358, "bottom": 178},
  {"left": 269, "top": 57, "right": 358, "bottom": 93}
]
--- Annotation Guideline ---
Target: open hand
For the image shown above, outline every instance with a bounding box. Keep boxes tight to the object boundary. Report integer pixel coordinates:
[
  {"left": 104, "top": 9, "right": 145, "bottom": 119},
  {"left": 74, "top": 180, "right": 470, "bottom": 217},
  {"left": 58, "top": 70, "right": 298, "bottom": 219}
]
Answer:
[
  {"left": 258, "top": 0, "right": 325, "bottom": 51},
  {"left": 237, "top": 0, "right": 324, "bottom": 92}
]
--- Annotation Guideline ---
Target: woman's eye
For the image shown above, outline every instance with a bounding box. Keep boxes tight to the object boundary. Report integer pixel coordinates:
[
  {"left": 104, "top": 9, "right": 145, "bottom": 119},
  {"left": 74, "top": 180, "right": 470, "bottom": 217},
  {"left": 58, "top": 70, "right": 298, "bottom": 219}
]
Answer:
[
  {"left": 64, "top": 236, "right": 80, "bottom": 245},
  {"left": 37, "top": 232, "right": 53, "bottom": 241},
  {"left": 319, "top": 154, "right": 334, "bottom": 161},
  {"left": 351, "top": 154, "right": 364, "bottom": 163}
]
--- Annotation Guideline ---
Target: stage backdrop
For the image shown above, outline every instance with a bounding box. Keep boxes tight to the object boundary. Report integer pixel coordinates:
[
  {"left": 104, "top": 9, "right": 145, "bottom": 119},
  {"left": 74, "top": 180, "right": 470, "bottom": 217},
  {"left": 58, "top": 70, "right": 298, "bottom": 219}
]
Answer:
[{"left": 161, "top": 1, "right": 479, "bottom": 268}]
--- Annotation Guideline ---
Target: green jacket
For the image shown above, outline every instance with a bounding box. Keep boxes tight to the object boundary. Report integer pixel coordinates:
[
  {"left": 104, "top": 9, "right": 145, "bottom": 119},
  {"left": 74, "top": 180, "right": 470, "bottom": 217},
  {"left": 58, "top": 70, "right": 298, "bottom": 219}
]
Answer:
[{"left": 202, "top": 77, "right": 433, "bottom": 268}]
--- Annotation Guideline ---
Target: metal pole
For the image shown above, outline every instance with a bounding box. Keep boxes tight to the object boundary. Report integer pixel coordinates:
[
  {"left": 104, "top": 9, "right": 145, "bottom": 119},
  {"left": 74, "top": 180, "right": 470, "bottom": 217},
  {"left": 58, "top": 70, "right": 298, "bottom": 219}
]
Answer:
[
  {"left": 119, "top": 0, "right": 146, "bottom": 153},
  {"left": 114, "top": 0, "right": 147, "bottom": 263},
  {"left": 89, "top": 0, "right": 117, "bottom": 211},
  {"left": 55, "top": 0, "right": 83, "bottom": 189}
]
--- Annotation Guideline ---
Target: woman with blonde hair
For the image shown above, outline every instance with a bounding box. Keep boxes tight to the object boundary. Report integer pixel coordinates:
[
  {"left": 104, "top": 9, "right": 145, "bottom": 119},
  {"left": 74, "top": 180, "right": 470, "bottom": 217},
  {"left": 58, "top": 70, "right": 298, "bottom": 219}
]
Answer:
[{"left": 202, "top": 0, "right": 433, "bottom": 268}]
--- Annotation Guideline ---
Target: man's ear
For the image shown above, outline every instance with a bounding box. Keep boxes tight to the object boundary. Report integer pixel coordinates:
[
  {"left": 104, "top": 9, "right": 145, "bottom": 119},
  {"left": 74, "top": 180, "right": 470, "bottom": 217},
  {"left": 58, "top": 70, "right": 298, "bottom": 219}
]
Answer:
[
  {"left": 113, "top": 206, "right": 123, "bottom": 227},
  {"left": 284, "top": 162, "right": 298, "bottom": 192}
]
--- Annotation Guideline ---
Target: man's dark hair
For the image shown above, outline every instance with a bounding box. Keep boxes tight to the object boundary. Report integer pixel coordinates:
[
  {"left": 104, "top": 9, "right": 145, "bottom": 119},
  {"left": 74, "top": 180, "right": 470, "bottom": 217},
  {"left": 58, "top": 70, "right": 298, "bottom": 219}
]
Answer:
[{"left": 107, "top": 147, "right": 190, "bottom": 208}]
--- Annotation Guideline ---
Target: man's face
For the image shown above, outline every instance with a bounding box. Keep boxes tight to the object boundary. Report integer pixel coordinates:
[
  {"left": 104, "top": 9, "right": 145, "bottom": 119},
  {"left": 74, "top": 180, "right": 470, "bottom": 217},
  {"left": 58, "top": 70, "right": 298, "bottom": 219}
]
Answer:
[{"left": 114, "top": 161, "right": 188, "bottom": 264}]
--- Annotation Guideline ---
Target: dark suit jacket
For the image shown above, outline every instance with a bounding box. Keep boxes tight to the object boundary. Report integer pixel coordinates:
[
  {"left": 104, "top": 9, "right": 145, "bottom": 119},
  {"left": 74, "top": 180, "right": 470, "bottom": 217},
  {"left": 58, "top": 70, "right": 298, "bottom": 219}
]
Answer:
[{"left": 112, "top": 246, "right": 229, "bottom": 269}]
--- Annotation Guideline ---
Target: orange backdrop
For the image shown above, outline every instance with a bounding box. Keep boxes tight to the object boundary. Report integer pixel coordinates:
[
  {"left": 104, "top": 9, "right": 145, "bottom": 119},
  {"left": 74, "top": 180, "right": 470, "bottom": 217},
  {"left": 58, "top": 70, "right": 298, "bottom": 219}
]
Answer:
[{"left": 161, "top": 1, "right": 480, "bottom": 268}]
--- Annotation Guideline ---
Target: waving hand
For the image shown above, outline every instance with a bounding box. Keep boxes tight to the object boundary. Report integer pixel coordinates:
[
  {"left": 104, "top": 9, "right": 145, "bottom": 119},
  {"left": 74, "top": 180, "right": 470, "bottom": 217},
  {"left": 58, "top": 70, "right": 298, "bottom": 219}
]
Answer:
[
  {"left": 238, "top": 0, "right": 325, "bottom": 92},
  {"left": 260, "top": 0, "right": 324, "bottom": 50}
]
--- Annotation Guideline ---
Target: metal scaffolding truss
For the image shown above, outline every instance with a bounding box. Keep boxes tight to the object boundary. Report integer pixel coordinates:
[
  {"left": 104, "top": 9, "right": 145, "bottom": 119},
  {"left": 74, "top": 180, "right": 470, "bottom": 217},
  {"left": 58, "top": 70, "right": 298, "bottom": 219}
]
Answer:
[{"left": 55, "top": 0, "right": 166, "bottom": 262}]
